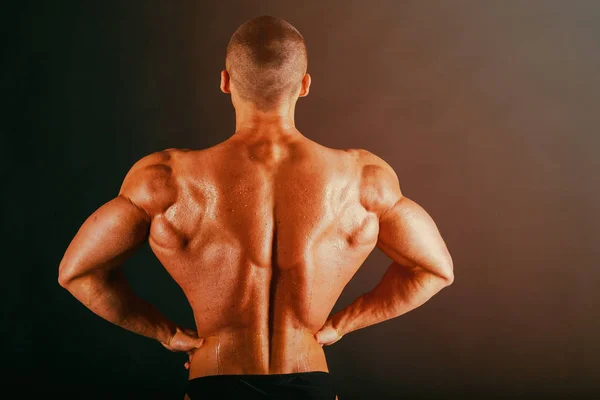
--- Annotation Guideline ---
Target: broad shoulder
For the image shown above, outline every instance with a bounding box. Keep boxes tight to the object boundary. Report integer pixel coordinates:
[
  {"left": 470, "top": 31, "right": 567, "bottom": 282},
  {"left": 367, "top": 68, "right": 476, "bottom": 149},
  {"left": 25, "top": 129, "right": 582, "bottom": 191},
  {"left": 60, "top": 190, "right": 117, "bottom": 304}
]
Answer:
[
  {"left": 352, "top": 148, "right": 403, "bottom": 216},
  {"left": 118, "top": 148, "right": 183, "bottom": 217}
]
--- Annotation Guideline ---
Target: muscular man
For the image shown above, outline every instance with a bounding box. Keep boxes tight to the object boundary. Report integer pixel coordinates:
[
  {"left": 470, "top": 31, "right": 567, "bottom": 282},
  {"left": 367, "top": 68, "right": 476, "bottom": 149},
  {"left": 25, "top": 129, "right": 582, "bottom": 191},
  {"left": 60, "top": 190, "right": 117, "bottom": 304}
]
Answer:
[{"left": 58, "top": 15, "right": 454, "bottom": 399}]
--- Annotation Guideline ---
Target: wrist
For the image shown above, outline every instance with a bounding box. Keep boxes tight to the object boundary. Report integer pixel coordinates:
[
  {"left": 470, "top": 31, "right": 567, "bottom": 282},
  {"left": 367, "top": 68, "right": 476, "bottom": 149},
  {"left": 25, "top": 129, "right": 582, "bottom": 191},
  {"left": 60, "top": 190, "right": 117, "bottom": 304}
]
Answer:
[
  {"left": 332, "top": 294, "right": 369, "bottom": 336},
  {"left": 159, "top": 321, "right": 179, "bottom": 344},
  {"left": 330, "top": 308, "right": 351, "bottom": 337}
]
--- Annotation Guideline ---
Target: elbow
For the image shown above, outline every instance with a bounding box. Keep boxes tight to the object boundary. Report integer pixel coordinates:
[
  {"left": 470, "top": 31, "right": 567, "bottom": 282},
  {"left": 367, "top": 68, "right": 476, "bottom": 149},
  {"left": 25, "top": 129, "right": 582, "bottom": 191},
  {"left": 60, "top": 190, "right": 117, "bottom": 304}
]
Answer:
[
  {"left": 58, "top": 261, "right": 78, "bottom": 289},
  {"left": 441, "top": 258, "right": 454, "bottom": 286},
  {"left": 444, "top": 272, "right": 454, "bottom": 286},
  {"left": 58, "top": 270, "right": 73, "bottom": 289},
  {"left": 431, "top": 256, "right": 454, "bottom": 286}
]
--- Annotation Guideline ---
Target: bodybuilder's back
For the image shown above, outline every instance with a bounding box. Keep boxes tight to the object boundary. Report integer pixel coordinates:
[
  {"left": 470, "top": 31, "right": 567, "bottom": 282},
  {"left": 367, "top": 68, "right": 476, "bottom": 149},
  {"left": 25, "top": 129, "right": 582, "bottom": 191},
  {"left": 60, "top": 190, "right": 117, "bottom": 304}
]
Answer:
[{"left": 125, "top": 133, "right": 391, "bottom": 378}]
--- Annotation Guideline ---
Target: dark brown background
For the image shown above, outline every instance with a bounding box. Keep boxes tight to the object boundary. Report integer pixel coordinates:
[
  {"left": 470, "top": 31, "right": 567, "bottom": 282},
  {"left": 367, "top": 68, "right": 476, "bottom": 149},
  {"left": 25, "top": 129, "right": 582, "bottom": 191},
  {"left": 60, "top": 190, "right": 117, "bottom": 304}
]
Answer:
[{"left": 3, "top": 1, "right": 598, "bottom": 398}]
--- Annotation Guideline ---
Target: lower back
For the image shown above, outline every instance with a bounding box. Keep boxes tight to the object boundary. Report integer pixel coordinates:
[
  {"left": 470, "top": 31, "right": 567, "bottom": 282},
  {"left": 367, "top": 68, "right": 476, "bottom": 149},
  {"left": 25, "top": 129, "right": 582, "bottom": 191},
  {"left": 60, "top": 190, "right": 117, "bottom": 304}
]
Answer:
[{"left": 187, "top": 326, "right": 329, "bottom": 379}]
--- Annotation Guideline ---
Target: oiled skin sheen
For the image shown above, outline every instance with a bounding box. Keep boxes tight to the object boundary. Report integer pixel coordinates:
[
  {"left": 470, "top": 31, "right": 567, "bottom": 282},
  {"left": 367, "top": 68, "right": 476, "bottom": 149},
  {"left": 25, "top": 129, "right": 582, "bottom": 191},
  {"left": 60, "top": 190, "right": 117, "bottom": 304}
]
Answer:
[{"left": 130, "top": 135, "right": 384, "bottom": 379}]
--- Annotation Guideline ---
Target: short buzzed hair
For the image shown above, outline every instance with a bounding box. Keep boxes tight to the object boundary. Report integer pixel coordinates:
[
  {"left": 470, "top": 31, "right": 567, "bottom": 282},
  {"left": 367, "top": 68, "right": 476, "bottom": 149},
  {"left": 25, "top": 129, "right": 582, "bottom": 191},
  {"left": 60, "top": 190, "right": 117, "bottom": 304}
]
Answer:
[{"left": 225, "top": 15, "right": 308, "bottom": 111}]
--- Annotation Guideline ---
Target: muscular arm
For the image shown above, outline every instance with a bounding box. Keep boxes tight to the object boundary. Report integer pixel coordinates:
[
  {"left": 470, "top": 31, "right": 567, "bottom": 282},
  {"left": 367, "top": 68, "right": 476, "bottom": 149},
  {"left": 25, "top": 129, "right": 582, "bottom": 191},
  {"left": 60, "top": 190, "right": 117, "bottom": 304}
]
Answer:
[
  {"left": 58, "top": 151, "right": 178, "bottom": 344},
  {"left": 329, "top": 152, "right": 454, "bottom": 337}
]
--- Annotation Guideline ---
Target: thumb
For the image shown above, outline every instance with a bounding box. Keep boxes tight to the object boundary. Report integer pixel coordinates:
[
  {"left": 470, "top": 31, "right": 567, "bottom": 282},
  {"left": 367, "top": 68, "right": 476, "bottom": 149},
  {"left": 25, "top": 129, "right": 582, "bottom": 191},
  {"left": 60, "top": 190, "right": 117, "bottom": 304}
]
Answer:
[
  {"left": 316, "top": 324, "right": 341, "bottom": 345},
  {"left": 317, "top": 324, "right": 343, "bottom": 345}
]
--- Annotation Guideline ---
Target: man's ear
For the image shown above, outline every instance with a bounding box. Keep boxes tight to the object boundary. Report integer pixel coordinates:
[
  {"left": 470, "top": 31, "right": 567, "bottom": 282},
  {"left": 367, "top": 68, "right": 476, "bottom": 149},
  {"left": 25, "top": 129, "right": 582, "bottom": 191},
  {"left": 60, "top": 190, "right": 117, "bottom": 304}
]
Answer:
[
  {"left": 298, "top": 73, "right": 311, "bottom": 97},
  {"left": 220, "top": 70, "right": 231, "bottom": 94}
]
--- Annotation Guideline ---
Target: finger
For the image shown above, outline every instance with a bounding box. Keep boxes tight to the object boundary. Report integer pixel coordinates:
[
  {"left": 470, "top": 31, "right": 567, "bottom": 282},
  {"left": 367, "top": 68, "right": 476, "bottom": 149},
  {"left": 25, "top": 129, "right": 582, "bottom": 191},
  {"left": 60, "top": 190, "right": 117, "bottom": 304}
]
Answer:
[{"left": 184, "top": 362, "right": 189, "bottom": 370}]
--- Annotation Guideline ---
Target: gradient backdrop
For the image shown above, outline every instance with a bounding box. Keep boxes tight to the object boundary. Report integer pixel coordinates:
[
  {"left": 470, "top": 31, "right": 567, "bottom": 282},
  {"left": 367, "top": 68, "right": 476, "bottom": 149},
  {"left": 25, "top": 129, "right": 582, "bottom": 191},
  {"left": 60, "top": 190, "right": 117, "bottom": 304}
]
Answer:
[{"left": 3, "top": 1, "right": 599, "bottom": 399}]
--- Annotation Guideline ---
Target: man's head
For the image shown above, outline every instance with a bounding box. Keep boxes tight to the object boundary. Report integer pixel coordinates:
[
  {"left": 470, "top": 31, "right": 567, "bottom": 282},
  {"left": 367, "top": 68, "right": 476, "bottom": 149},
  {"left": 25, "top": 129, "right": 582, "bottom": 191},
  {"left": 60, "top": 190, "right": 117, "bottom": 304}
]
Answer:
[{"left": 221, "top": 16, "right": 311, "bottom": 112}]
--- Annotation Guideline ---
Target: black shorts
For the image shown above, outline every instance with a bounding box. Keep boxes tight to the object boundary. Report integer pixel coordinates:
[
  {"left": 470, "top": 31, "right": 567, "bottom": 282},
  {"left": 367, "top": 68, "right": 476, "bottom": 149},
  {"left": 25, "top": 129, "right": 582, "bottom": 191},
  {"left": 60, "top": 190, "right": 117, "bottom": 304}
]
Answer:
[{"left": 185, "top": 371, "right": 337, "bottom": 399}]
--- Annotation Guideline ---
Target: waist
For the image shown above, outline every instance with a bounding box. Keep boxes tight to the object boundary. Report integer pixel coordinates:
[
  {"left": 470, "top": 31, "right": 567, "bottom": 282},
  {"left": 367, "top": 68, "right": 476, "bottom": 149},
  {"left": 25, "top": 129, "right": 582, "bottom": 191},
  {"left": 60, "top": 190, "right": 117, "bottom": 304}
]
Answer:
[{"left": 188, "top": 327, "right": 329, "bottom": 379}]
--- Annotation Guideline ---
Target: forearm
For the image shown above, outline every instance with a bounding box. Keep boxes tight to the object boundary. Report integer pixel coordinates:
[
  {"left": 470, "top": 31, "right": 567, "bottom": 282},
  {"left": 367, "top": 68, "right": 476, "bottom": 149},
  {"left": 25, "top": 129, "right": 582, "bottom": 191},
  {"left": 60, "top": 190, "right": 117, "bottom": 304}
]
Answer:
[
  {"left": 331, "top": 261, "right": 452, "bottom": 336},
  {"left": 61, "top": 268, "right": 177, "bottom": 343}
]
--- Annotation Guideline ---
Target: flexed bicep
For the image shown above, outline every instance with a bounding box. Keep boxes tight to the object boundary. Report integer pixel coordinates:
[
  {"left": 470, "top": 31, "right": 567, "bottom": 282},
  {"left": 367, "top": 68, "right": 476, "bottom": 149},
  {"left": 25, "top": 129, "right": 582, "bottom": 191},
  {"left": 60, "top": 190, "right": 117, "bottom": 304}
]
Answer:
[
  {"left": 376, "top": 195, "right": 454, "bottom": 281},
  {"left": 357, "top": 148, "right": 454, "bottom": 282},
  {"left": 58, "top": 150, "right": 175, "bottom": 286},
  {"left": 58, "top": 195, "right": 151, "bottom": 284}
]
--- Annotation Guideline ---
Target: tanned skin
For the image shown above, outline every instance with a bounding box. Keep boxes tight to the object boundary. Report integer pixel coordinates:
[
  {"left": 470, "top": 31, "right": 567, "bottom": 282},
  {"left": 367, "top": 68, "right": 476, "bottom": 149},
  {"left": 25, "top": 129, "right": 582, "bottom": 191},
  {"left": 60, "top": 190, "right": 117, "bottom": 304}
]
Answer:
[{"left": 59, "top": 69, "right": 454, "bottom": 398}]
